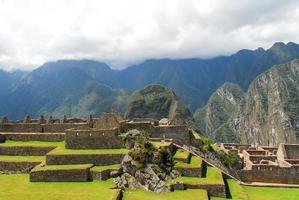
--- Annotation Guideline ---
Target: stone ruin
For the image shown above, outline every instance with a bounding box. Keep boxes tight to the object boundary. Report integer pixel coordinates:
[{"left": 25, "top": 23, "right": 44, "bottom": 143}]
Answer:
[{"left": 219, "top": 143, "right": 299, "bottom": 184}]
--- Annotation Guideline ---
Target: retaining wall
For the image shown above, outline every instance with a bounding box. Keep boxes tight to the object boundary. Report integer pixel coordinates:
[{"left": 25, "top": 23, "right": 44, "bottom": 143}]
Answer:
[
  {"left": 0, "top": 146, "right": 56, "bottom": 156},
  {"left": 0, "top": 161, "right": 41, "bottom": 173},
  {"left": 30, "top": 168, "right": 92, "bottom": 182},
  {"left": 46, "top": 153, "right": 125, "bottom": 165},
  {"left": 0, "top": 133, "right": 65, "bottom": 141},
  {"left": 65, "top": 128, "right": 123, "bottom": 149}
]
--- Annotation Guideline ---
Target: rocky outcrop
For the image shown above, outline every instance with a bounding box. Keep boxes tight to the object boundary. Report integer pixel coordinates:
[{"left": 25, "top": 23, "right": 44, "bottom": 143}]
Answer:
[
  {"left": 126, "top": 84, "right": 195, "bottom": 127},
  {"left": 233, "top": 59, "right": 299, "bottom": 146},
  {"left": 115, "top": 129, "right": 179, "bottom": 192},
  {"left": 196, "top": 59, "right": 299, "bottom": 146}
]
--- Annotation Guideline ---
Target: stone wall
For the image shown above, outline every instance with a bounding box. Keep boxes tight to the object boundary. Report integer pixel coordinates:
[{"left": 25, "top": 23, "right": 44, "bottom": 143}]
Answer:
[
  {"left": 0, "top": 122, "right": 89, "bottom": 133},
  {"left": 65, "top": 128, "right": 123, "bottom": 149},
  {"left": 151, "top": 126, "right": 190, "bottom": 145},
  {"left": 173, "top": 183, "right": 226, "bottom": 197},
  {"left": 0, "top": 123, "right": 42, "bottom": 132},
  {"left": 175, "top": 167, "right": 202, "bottom": 177},
  {"left": 30, "top": 168, "right": 92, "bottom": 182},
  {"left": 240, "top": 165, "right": 299, "bottom": 184},
  {"left": 46, "top": 153, "right": 125, "bottom": 165},
  {"left": 0, "top": 161, "right": 41, "bottom": 173},
  {"left": 42, "top": 123, "right": 89, "bottom": 133},
  {"left": 0, "top": 133, "right": 65, "bottom": 141},
  {"left": 0, "top": 146, "right": 56, "bottom": 156}
]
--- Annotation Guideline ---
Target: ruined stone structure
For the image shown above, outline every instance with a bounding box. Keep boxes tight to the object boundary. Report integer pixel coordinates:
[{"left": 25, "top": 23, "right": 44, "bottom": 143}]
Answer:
[{"left": 219, "top": 143, "right": 299, "bottom": 184}]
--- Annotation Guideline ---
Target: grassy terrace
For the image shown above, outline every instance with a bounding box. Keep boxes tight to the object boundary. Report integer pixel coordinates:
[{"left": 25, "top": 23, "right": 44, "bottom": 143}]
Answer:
[
  {"left": 175, "top": 156, "right": 202, "bottom": 168},
  {"left": 0, "top": 174, "right": 119, "bottom": 200},
  {"left": 0, "top": 155, "right": 45, "bottom": 162},
  {"left": 174, "top": 149, "right": 190, "bottom": 161},
  {"left": 169, "top": 166, "right": 224, "bottom": 185},
  {"left": 123, "top": 189, "right": 208, "bottom": 200},
  {"left": 32, "top": 164, "right": 93, "bottom": 171},
  {"left": 151, "top": 141, "right": 172, "bottom": 148},
  {"left": 48, "top": 146, "right": 128, "bottom": 155},
  {"left": 91, "top": 164, "right": 121, "bottom": 172},
  {"left": 0, "top": 140, "right": 64, "bottom": 147}
]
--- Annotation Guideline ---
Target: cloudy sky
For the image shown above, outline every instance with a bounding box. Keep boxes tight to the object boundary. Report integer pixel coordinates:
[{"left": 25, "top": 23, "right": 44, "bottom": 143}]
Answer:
[{"left": 1, "top": 0, "right": 299, "bottom": 70}]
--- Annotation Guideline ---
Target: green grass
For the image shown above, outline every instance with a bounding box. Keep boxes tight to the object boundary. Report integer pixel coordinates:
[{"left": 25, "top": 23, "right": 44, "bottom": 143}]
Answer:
[
  {"left": 0, "top": 140, "right": 64, "bottom": 147},
  {"left": 169, "top": 166, "right": 224, "bottom": 185},
  {"left": 174, "top": 149, "right": 190, "bottom": 161},
  {"left": 0, "top": 155, "right": 45, "bottom": 162},
  {"left": 175, "top": 156, "right": 202, "bottom": 168},
  {"left": 151, "top": 141, "right": 172, "bottom": 148},
  {"left": 123, "top": 188, "right": 208, "bottom": 200},
  {"left": 32, "top": 164, "right": 93, "bottom": 171},
  {"left": 244, "top": 185, "right": 299, "bottom": 200},
  {"left": 91, "top": 164, "right": 121, "bottom": 172},
  {"left": 48, "top": 146, "right": 128, "bottom": 155},
  {"left": 0, "top": 174, "right": 119, "bottom": 200}
]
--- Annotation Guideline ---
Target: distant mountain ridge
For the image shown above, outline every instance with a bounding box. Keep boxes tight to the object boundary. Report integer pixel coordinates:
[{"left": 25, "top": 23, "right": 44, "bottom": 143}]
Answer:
[
  {"left": 196, "top": 59, "right": 299, "bottom": 146},
  {"left": 1, "top": 41, "right": 299, "bottom": 119}
]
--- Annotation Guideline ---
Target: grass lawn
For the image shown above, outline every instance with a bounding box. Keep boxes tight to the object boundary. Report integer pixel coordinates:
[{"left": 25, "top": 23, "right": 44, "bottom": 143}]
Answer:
[
  {"left": 32, "top": 164, "right": 93, "bottom": 171},
  {"left": 0, "top": 155, "right": 45, "bottom": 162},
  {"left": 169, "top": 166, "right": 224, "bottom": 185},
  {"left": 91, "top": 164, "right": 121, "bottom": 172},
  {"left": 244, "top": 185, "right": 299, "bottom": 200},
  {"left": 0, "top": 174, "right": 119, "bottom": 200},
  {"left": 48, "top": 145, "right": 128, "bottom": 155},
  {"left": 151, "top": 141, "right": 172, "bottom": 148},
  {"left": 123, "top": 188, "right": 208, "bottom": 200},
  {"left": 175, "top": 156, "right": 202, "bottom": 168},
  {"left": 0, "top": 140, "right": 64, "bottom": 147},
  {"left": 174, "top": 149, "right": 190, "bottom": 161}
]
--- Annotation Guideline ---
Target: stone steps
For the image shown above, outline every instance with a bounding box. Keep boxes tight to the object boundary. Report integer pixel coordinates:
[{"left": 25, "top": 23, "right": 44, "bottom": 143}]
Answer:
[
  {"left": 91, "top": 164, "right": 121, "bottom": 180},
  {"left": 30, "top": 164, "right": 94, "bottom": 182},
  {"left": 175, "top": 155, "right": 204, "bottom": 177}
]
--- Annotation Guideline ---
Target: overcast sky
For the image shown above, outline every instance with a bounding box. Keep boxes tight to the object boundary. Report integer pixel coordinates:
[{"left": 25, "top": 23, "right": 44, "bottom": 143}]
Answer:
[{"left": 1, "top": 0, "right": 299, "bottom": 70}]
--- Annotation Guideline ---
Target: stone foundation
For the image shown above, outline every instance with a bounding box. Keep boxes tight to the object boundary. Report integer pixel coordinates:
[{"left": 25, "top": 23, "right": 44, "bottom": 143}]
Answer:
[
  {"left": 0, "top": 161, "right": 41, "bottom": 173},
  {"left": 46, "top": 153, "right": 125, "bottom": 165},
  {"left": 0, "top": 146, "right": 56, "bottom": 156},
  {"left": 0, "top": 133, "right": 65, "bottom": 141}
]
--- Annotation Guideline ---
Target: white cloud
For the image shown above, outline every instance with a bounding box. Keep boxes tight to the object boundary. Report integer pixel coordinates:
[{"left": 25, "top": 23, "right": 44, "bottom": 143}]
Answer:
[{"left": 0, "top": 0, "right": 299, "bottom": 70}]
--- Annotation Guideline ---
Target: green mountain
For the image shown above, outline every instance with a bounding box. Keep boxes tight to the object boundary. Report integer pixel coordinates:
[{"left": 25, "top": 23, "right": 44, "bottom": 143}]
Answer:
[
  {"left": 2, "top": 60, "right": 129, "bottom": 119},
  {"left": 126, "top": 84, "right": 194, "bottom": 126},
  {"left": 197, "top": 59, "right": 299, "bottom": 146},
  {"left": 194, "top": 83, "right": 244, "bottom": 142},
  {"left": 1, "top": 42, "right": 299, "bottom": 119}
]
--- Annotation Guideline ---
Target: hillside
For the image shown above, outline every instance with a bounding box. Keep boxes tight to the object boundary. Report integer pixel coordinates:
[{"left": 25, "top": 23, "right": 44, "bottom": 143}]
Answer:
[
  {"left": 194, "top": 83, "right": 244, "bottom": 142},
  {"left": 1, "top": 60, "right": 129, "bottom": 119},
  {"left": 197, "top": 59, "right": 299, "bottom": 146},
  {"left": 126, "top": 84, "right": 194, "bottom": 126}
]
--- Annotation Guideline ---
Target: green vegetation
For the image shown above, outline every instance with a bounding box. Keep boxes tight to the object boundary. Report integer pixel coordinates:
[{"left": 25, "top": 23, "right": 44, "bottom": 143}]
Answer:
[
  {"left": 123, "top": 188, "right": 208, "bottom": 200},
  {"left": 219, "top": 151, "right": 242, "bottom": 168},
  {"left": 48, "top": 146, "right": 128, "bottom": 155},
  {"left": 126, "top": 84, "right": 194, "bottom": 126},
  {"left": 0, "top": 174, "right": 119, "bottom": 200},
  {"left": 175, "top": 156, "right": 202, "bottom": 168},
  {"left": 244, "top": 184, "right": 299, "bottom": 200},
  {"left": 0, "top": 155, "right": 45, "bottom": 162},
  {"left": 0, "top": 140, "right": 63, "bottom": 147},
  {"left": 174, "top": 149, "right": 190, "bottom": 161},
  {"left": 194, "top": 83, "right": 244, "bottom": 142},
  {"left": 169, "top": 166, "right": 224, "bottom": 185},
  {"left": 32, "top": 164, "right": 93, "bottom": 171},
  {"left": 91, "top": 164, "right": 121, "bottom": 172}
]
